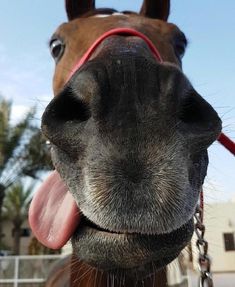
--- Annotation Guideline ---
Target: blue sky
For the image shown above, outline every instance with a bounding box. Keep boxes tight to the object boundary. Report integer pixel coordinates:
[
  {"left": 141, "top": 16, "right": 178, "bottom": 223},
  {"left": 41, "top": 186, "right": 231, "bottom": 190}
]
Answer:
[{"left": 0, "top": 1, "right": 234, "bottom": 202}]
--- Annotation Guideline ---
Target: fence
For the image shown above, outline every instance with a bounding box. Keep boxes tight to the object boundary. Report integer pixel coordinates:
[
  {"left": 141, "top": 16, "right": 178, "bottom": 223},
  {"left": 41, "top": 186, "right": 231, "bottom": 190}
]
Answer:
[
  {"left": 0, "top": 255, "right": 65, "bottom": 287},
  {"left": 0, "top": 255, "right": 194, "bottom": 287}
]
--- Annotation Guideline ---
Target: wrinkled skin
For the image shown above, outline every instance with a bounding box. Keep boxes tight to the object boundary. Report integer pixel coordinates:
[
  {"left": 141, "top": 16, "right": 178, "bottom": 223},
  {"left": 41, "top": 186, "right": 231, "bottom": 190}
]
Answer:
[{"left": 42, "top": 11, "right": 222, "bottom": 279}]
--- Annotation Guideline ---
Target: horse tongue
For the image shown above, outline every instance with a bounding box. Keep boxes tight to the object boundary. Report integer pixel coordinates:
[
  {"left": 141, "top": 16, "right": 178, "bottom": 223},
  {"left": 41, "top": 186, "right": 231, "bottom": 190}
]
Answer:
[{"left": 29, "top": 171, "right": 80, "bottom": 249}]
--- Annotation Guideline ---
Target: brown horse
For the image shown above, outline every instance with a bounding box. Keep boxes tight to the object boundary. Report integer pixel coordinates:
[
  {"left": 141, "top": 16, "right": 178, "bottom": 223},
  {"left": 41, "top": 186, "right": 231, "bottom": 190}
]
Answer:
[{"left": 29, "top": 0, "right": 222, "bottom": 286}]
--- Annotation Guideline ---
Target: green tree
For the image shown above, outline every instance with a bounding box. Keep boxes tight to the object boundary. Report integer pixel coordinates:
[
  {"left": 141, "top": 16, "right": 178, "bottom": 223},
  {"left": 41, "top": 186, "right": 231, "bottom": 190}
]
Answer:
[
  {"left": 0, "top": 97, "right": 52, "bottom": 249},
  {"left": 2, "top": 182, "right": 33, "bottom": 254}
]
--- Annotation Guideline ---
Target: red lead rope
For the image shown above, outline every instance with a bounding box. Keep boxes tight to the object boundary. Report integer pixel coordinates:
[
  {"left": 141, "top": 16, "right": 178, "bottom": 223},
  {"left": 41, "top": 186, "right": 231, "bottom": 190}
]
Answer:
[
  {"left": 200, "top": 189, "right": 204, "bottom": 223},
  {"left": 218, "top": 132, "right": 235, "bottom": 156}
]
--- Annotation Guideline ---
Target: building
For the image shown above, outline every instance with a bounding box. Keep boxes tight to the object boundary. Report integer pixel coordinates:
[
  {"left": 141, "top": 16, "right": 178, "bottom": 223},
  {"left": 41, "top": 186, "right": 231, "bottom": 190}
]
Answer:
[
  {"left": 1, "top": 219, "right": 33, "bottom": 255},
  {"left": 192, "top": 200, "right": 235, "bottom": 272},
  {"left": 1, "top": 219, "right": 59, "bottom": 255}
]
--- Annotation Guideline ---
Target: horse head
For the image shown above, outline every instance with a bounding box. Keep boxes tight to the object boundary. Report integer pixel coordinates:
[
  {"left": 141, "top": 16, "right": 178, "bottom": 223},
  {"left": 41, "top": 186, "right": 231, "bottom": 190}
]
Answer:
[{"left": 29, "top": 0, "right": 222, "bottom": 284}]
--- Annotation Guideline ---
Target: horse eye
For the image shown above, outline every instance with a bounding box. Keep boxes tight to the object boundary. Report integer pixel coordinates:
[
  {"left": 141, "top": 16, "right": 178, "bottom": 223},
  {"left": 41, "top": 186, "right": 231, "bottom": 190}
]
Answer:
[
  {"left": 50, "top": 38, "right": 65, "bottom": 62},
  {"left": 175, "top": 41, "right": 186, "bottom": 59},
  {"left": 174, "top": 34, "right": 187, "bottom": 60}
]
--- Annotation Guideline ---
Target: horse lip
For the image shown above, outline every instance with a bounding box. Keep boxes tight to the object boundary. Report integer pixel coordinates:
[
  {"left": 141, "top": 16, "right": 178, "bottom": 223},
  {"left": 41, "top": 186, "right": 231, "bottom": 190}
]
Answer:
[
  {"left": 80, "top": 215, "right": 125, "bottom": 235},
  {"left": 75, "top": 214, "right": 194, "bottom": 238},
  {"left": 71, "top": 217, "right": 194, "bottom": 270}
]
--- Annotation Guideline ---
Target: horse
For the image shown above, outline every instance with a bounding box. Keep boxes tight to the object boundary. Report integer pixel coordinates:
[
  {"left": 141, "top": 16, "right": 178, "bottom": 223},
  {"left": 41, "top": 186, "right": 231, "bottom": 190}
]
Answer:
[{"left": 29, "top": 0, "right": 222, "bottom": 286}]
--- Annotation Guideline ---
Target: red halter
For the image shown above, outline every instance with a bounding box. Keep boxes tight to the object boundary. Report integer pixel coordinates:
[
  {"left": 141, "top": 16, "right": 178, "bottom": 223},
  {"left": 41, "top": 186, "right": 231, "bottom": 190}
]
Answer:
[
  {"left": 68, "top": 27, "right": 235, "bottom": 159},
  {"left": 68, "top": 28, "right": 163, "bottom": 80}
]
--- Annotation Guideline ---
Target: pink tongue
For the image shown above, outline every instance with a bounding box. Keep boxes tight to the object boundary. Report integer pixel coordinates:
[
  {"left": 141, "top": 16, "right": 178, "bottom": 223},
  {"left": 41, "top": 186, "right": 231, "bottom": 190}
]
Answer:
[{"left": 29, "top": 171, "right": 80, "bottom": 249}]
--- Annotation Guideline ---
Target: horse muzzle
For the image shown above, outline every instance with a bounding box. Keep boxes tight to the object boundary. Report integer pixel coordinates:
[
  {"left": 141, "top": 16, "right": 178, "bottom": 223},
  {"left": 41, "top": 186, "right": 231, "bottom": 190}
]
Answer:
[{"left": 41, "top": 29, "right": 221, "bottom": 272}]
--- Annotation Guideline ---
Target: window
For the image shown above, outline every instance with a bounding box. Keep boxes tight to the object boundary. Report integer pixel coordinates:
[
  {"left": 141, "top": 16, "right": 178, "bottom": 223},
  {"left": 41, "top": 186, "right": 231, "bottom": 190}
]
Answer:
[{"left": 223, "top": 233, "right": 235, "bottom": 251}]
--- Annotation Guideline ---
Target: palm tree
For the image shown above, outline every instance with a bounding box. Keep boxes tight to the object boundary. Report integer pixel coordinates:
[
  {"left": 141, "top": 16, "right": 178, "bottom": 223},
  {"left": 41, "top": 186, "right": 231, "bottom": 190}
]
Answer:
[
  {"left": 0, "top": 97, "right": 52, "bottom": 249},
  {"left": 2, "top": 182, "right": 33, "bottom": 255}
]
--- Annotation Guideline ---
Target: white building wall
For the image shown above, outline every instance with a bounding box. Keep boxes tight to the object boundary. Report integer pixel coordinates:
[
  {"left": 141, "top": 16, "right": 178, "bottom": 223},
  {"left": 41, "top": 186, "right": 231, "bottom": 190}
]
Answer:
[
  {"left": 2, "top": 219, "right": 34, "bottom": 255},
  {"left": 62, "top": 242, "right": 72, "bottom": 255},
  {"left": 192, "top": 202, "right": 235, "bottom": 272}
]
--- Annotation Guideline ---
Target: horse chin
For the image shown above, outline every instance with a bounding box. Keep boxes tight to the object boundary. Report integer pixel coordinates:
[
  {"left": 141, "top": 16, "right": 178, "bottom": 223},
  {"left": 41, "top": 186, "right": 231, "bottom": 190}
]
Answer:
[{"left": 71, "top": 217, "right": 194, "bottom": 278}]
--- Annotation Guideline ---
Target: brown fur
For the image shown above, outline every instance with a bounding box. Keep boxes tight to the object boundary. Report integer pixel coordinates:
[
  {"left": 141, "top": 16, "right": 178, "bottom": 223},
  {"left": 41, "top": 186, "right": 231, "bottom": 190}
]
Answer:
[{"left": 52, "top": 15, "right": 181, "bottom": 95}]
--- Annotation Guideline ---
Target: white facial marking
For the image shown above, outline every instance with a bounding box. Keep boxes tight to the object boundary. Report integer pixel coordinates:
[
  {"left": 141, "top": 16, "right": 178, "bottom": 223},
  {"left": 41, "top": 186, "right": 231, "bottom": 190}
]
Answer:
[
  {"left": 94, "top": 13, "right": 128, "bottom": 18},
  {"left": 112, "top": 13, "right": 126, "bottom": 16},
  {"left": 94, "top": 14, "right": 111, "bottom": 18}
]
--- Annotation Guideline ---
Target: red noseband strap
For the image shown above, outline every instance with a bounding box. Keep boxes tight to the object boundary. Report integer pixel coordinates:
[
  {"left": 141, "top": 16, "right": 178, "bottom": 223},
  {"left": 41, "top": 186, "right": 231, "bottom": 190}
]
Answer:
[
  {"left": 68, "top": 28, "right": 163, "bottom": 80},
  {"left": 68, "top": 27, "right": 235, "bottom": 156}
]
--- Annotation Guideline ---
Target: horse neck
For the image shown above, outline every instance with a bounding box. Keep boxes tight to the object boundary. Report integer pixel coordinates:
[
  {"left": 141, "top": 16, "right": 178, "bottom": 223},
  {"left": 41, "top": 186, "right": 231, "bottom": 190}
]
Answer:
[{"left": 70, "top": 257, "right": 167, "bottom": 287}]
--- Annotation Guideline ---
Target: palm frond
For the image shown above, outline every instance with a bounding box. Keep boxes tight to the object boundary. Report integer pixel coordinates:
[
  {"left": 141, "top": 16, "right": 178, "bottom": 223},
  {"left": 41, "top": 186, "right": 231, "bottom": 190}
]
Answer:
[
  {"left": 3, "top": 107, "right": 36, "bottom": 166},
  {"left": 3, "top": 181, "right": 34, "bottom": 220},
  {"left": 21, "top": 130, "right": 53, "bottom": 178},
  {"left": 0, "top": 98, "right": 12, "bottom": 169}
]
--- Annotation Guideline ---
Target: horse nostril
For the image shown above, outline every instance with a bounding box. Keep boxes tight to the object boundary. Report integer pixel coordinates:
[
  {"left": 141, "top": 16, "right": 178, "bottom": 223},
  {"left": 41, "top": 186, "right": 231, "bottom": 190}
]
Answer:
[
  {"left": 179, "top": 96, "right": 207, "bottom": 126},
  {"left": 47, "top": 86, "right": 91, "bottom": 123},
  {"left": 178, "top": 90, "right": 222, "bottom": 143},
  {"left": 41, "top": 86, "right": 91, "bottom": 154}
]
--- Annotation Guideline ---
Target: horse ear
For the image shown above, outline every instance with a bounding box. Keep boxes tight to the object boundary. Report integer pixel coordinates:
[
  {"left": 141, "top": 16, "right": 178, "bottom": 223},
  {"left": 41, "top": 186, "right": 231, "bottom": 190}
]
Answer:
[
  {"left": 65, "top": 0, "right": 95, "bottom": 21},
  {"left": 140, "top": 0, "right": 170, "bottom": 21}
]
